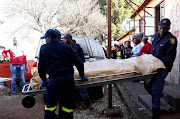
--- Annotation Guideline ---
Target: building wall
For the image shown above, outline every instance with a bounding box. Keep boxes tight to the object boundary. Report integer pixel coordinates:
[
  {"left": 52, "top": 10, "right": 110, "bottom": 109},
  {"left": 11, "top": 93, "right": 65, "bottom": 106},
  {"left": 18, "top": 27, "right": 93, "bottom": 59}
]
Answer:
[
  {"left": 164, "top": 0, "right": 180, "bottom": 84},
  {"left": 118, "top": 31, "right": 135, "bottom": 45},
  {"left": 134, "top": 0, "right": 163, "bottom": 36}
]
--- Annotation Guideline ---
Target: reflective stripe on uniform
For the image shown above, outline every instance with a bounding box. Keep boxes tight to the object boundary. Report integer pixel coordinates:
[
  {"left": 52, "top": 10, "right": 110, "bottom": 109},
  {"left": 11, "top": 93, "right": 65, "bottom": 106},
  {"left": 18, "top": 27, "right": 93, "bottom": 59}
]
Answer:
[
  {"left": 45, "top": 105, "right": 56, "bottom": 111},
  {"left": 62, "top": 106, "right": 73, "bottom": 113}
]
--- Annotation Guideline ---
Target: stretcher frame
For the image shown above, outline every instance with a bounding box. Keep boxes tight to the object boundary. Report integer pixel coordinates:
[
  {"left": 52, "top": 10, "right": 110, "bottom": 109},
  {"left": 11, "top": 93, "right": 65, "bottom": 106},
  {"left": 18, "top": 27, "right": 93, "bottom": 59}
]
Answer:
[{"left": 22, "top": 71, "right": 157, "bottom": 96}]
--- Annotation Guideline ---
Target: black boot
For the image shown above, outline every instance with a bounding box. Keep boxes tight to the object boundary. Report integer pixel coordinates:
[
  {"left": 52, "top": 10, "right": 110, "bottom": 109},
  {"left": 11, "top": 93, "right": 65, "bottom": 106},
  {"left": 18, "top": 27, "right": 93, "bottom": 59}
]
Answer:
[
  {"left": 152, "top": 108, "right": 160, "bottom": 119},
  {"left": 85, "top": 100, "right": 94, "bottom": 110}
]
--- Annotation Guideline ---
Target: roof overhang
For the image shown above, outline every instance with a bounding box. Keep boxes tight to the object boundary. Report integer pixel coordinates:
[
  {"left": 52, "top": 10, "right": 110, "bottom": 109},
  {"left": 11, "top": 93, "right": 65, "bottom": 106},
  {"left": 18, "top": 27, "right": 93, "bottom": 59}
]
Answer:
[
  {"left": 130, "top": 0, "right": 152, "bottom": 18},
  {"left": 117, "top": 29, "right": 135, "bottom": 41}
]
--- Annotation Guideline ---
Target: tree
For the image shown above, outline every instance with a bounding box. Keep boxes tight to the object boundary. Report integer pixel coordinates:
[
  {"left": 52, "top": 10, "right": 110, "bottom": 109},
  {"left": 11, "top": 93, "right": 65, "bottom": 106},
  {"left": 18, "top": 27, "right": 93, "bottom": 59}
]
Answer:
[
  {"left": 57, "top": 0, "right": 107, "bottom": 38},
  {"left": 3, "top": 0, "right": 107, "bottom": 39},
  {"left": 98, "top": 0, "right": 144, "bottom": 40}
]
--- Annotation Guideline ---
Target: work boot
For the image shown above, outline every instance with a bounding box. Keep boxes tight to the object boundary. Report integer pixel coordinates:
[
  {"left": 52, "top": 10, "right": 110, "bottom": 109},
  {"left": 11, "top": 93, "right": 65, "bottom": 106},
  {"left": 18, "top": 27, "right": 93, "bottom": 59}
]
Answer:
[
  {"left": 152, "top": 108, "right": 160, "bottom": 119},
  {"left": 85, "top": 100, "right": 94, "bottom": 110}
]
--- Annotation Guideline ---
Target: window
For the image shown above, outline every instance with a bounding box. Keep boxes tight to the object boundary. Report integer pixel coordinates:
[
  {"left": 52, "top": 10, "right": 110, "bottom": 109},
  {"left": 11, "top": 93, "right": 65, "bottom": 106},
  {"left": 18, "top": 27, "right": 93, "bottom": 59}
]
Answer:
[{"left": 139, "top": 18, "right": 144, "bottom": 33}]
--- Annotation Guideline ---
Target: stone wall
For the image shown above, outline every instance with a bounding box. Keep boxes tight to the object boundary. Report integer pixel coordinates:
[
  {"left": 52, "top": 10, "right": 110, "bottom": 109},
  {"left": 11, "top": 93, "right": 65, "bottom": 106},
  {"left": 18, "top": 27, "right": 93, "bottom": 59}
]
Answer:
[{"left": 165, "top": 0, "right": 180, "bottom": 84}]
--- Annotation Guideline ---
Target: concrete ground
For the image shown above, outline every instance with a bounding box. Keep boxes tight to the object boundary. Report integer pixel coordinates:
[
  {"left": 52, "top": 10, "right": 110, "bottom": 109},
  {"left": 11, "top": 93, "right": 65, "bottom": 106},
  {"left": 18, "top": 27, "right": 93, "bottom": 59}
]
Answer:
[{"left": 116, "top": 81, "right": 180, "bottom": 119}]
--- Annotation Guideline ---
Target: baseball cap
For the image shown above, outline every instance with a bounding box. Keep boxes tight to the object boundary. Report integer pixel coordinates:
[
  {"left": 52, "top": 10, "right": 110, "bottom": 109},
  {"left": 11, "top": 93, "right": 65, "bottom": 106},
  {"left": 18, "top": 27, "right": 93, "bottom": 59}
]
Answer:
[
  {"left": 158, "top": 18, "right": 171, "bottom": 28},
  {"left": 54, "top": 29, "right": 61, "bottom": 38},
  {"left": 40, "top": 29, "right": 58, "bottom": 39},
  {"left": 62, "top": 33, "right": 72, "bottom": 39}
]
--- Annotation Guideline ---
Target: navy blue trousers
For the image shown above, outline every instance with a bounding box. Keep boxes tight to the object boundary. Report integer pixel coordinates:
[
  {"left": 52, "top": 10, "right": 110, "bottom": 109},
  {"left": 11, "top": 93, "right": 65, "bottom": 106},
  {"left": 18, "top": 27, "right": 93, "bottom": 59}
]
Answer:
[
  {"left": 44, "top": 74, "right": 75, "bottom": 119},
  {"left": 78, "top": 88, "right": 89, "bottom": 101},
  {"left": 144, "top": 68, "right": 168, "bottom": 109}
]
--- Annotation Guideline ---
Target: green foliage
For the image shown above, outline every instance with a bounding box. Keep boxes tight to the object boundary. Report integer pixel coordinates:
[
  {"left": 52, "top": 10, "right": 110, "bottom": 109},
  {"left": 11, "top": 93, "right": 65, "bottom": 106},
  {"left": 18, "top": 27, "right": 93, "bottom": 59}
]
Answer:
[{"left": 98, "top": 0, "right": 144, "bottom": 40}]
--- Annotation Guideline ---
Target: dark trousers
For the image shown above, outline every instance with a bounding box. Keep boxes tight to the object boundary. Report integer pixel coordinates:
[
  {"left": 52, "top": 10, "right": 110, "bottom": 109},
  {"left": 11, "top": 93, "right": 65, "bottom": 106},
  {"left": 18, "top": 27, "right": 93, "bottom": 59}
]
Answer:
[
  {"left": 44, "top": 74, "right": 75, "bottom": 119},
  {"left": 78, "top": 88, "right": 89, "bottom": 101},
  {"left": 144, "top": 68, "right": 168, "bottom": 109}
]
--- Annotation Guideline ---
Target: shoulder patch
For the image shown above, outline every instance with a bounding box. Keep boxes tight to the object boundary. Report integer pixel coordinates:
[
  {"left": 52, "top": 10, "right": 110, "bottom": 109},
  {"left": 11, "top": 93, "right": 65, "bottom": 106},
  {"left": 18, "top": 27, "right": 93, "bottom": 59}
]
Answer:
[
  {"left": 170, "top": 38, "right": 175, "bottom": 44},
  {"left": 151, "top": 37, "right": 155, "bottom": 42}
]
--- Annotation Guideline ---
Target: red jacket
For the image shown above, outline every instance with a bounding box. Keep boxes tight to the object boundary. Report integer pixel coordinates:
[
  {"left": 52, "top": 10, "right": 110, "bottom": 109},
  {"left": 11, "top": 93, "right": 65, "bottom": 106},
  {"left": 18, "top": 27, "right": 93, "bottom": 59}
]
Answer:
[
  {"left": 2, "top": 49, "right": 27, "bottom": 65},
  {"left": 138, "top": 42, "right": 151, "bottom": 56}
]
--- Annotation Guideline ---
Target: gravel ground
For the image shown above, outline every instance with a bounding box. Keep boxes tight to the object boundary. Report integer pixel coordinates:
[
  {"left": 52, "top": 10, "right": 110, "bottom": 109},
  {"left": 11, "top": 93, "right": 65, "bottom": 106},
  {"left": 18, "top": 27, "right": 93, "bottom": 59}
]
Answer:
[
  {"left": 0, "top": 85, "right": 132, "bottom": 119},
  {"left": 74, "top": 86, "right": 132, "bottom": 119}
]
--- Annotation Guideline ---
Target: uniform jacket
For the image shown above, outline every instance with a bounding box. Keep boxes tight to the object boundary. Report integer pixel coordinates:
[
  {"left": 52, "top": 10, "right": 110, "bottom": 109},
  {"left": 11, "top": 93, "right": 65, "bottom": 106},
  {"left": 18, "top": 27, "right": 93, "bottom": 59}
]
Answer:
[
  {"left": 38, "top": 39, "right": 84, "bottom": 81},
  {"left": 151, "top": 32, "right": 177, "bottom": 72},
  {"left": 72, "top": 42, "right": 85, "bottom": 62},
  {"left": 138, "top": 42, "right": 151, "bottom": 56}
]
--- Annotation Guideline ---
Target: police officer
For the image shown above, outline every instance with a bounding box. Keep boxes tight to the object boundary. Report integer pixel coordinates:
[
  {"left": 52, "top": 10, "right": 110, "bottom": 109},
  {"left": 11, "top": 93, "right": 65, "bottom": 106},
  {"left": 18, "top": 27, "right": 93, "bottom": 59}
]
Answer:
[
  {"left": 38, "top": 29, "right": 88, "bottom": 119},
  {"left": 54, "top": 29, "right": 62, "bottom": 42},
  {"left": 63, "top": 33, "right": 94, "bottom": 110},
  {"left": 144, "top": 18, "right": 177, "bottom": 119}
]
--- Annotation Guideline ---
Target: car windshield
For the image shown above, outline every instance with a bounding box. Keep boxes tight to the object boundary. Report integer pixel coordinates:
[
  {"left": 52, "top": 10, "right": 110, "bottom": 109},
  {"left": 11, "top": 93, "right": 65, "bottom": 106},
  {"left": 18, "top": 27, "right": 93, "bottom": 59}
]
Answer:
[
  {"left": 72, "top": 36, "right": 89, "bottom": 56},
  {"left": 35, "top": 39, "right": 46, "bottom": 59}
]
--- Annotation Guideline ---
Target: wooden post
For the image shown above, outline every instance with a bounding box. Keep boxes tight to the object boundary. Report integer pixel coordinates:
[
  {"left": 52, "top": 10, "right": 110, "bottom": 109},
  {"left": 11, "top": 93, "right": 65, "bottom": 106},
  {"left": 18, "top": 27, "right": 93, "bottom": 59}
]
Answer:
[{"left": 107, "top": 0, "right": 112, "bottom": 108}]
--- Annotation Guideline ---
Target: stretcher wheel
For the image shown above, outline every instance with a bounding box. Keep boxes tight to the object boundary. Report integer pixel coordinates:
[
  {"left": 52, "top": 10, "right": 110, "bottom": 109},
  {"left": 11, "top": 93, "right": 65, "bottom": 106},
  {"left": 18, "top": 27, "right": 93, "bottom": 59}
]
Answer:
[{"left": 22, "top": 96, "right": 35, "bottom": 108}]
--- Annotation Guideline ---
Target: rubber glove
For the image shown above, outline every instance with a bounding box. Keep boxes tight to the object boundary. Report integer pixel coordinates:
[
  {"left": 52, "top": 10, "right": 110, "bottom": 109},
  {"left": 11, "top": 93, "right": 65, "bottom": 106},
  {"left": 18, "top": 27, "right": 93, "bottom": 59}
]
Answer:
[
  {"left": 41, "top": 80, "right": 47, "bottom": 87},
  {"left": 80, "top": 75, "right": 88, "bottom": 81}
]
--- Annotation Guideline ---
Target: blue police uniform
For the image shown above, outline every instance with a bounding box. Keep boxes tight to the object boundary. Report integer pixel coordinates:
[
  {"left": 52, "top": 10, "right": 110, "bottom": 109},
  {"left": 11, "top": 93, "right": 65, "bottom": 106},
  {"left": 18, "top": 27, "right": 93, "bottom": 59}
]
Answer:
[
  {"left": 144, "top": 19, "right": 177, "bottom": 111},
  {"left": 71, "top": 42, "right": 90, "bottom": 101},
  {"left": 72, "top": 42, "right": 85, "bottom": 62},
  {"left": 38, "top": 30, "right": 84, "bottom": 119}
]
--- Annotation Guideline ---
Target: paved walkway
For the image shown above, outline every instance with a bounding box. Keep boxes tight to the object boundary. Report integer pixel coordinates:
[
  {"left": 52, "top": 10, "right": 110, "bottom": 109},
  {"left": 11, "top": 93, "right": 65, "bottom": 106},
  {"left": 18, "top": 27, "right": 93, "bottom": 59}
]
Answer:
[{"left": 116, "top": 81, "right": 180, "bottom": 119}]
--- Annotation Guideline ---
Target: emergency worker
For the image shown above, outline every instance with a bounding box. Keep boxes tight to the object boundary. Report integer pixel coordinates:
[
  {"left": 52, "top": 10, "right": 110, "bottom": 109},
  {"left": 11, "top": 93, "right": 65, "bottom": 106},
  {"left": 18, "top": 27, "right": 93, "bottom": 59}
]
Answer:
[
  {"left": 63, "top": 33, "right": 94, "bottom": 110},
  {"left": 116, "top": 45, "right": 124, "bottom": 60},
  {"left": 144, "top": 18, "right": 177, "bottom": 119},
  {"left": 54, "top": 29, "right": 62, "bottom": 42},
  {"left": 38, "top": 29, "right": 87, "bottom": 119}
]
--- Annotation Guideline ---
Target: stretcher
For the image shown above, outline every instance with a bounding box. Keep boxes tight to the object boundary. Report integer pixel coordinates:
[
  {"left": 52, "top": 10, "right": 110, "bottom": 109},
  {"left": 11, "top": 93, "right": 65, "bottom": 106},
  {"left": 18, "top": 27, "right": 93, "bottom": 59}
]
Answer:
[{"left": 21, "top": 70, "right": 157, "bottom": 108}]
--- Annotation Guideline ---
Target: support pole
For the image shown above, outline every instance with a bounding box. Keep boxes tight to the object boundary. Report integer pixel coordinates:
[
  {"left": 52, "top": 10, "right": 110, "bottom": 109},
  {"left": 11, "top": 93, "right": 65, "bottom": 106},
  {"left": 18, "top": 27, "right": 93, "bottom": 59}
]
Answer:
[{"left": 107, "top": 0, "right": 112, "bottom": 108}]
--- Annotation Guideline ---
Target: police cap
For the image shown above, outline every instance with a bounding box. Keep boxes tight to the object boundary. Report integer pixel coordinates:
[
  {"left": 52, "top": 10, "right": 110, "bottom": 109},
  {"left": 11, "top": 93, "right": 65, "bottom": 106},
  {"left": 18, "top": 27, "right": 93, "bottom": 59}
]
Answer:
[
  {"left": 54, "top": 29, "right": 61, "bottom": 39},
  {"left": 158, "top": 18, "right": 171, "bottom": 28},
  {"left": 41, "top": 29, "right": 58, "bottom": 39},
  {"left": 62, "top": 33, "right": 72, "bottom": 39}
]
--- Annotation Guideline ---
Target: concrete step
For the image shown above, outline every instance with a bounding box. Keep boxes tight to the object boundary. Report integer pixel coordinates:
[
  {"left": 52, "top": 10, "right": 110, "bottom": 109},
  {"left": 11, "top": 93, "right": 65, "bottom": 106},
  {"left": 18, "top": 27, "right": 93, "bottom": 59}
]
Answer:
[
  {"left": 163, "top": 85, "right": 180, "bottom": 111},
  {"left": 138, "top": 95, "right": 174, "bottom": 112}
]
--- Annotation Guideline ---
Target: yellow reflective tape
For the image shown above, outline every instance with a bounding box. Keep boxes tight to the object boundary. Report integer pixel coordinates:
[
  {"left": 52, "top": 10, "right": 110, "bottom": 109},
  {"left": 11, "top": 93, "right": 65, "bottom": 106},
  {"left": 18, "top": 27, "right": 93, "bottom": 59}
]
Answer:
[
  {"left": 62, "top": 106, "right": 73, "bottom": 113},
  {"left": 45, "top": 105, "right": 56, "bottom": 111}
]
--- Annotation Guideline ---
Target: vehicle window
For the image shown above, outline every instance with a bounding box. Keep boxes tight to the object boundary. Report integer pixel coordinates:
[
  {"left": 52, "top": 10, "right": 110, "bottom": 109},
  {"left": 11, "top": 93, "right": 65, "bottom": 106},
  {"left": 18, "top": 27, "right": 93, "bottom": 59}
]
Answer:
[
  {"left": 0, "top": 55, "right": 4, "bottom": 61},
  {"left": 35, "top": 39, "right": 46, "bottom": 59},
  {"left": 0, "top": 48, "right": 5, "bottom": 61},
  {"left": 88, "top": 37, "right": 105, "bottom": 59},
  {"left": 72, "top": 36, "right": 89, "bottom": 56}
]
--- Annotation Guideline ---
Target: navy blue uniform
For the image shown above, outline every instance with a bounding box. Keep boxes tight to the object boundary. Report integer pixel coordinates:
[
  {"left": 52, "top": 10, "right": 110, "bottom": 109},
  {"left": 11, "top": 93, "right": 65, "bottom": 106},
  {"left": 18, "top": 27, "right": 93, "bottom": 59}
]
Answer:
[
  {"left": 145, "top": 32, "right": 177, "bottom": 109},
  {"left": 71, "top": 42, "right": 90, "bottom": 101},
  {"left": 38, "top": 39, "right": 84, "bottom": 119},
  {"left": 72, "top": 42, "right": 85, "bottom": 62}
]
